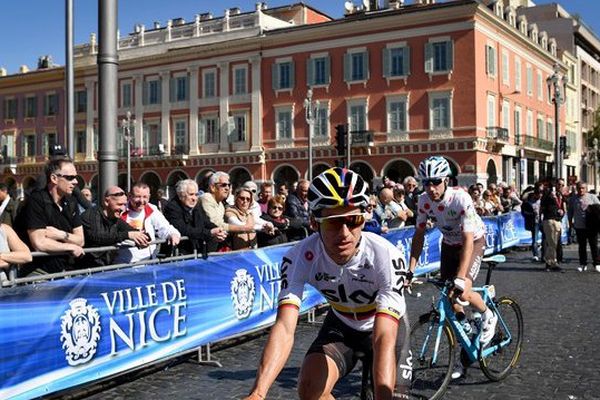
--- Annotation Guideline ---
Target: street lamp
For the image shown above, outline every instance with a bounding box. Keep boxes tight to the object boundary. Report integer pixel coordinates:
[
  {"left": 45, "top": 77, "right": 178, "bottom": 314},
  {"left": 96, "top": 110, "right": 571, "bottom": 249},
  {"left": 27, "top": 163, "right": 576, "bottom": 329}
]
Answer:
[
  {"left": 546, "top": 63, "right": 567, "bottom": 180},
  {"left": 121, "top": 111, "right": 135, "bottom": 192},
  {"left": 304, "top": 89, "right": 319, "bottom": 181}
]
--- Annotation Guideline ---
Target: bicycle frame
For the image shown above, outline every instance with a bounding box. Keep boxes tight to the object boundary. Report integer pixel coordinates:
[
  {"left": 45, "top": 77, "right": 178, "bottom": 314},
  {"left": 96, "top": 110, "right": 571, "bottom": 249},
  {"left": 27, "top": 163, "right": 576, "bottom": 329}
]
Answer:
[{"left": 420, "top": 283, "right": 513, "bottom": 365}]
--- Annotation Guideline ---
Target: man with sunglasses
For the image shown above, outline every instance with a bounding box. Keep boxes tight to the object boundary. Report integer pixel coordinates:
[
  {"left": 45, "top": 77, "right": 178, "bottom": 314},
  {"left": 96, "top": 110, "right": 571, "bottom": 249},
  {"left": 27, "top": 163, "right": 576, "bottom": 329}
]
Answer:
[
  {"left": 246, "top": 168, "right": 411, "bottom": 400},
  {"left": 406, "top": 156, "right": 496, "bottom": 380},
  {"left": 14, "top": 158, "right": 85, "bottom": 275},
  {"left": 81, "top": 186, "right": 150, "bottom": 267}
]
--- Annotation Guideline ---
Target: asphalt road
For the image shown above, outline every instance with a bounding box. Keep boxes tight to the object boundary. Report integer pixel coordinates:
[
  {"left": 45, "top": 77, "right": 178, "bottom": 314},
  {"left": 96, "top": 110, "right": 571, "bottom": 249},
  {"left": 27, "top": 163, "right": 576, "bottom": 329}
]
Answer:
[{"left": 61, "top": 245, "right": 600, "bottom": 400}]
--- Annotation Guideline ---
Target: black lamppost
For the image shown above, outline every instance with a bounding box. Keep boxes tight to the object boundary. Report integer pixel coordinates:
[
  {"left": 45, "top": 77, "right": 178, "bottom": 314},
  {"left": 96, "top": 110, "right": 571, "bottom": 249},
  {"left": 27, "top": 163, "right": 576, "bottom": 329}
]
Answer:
[{"left": 546, "top": 63, "right": 567, "bottom": 180}]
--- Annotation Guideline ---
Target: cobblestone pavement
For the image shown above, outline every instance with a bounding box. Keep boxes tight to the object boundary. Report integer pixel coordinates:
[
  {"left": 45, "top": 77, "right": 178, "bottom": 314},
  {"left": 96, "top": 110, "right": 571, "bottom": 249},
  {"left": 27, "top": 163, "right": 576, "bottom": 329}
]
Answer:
[{"left": 64, "top": 245, "right": 600, "bottom": 400}]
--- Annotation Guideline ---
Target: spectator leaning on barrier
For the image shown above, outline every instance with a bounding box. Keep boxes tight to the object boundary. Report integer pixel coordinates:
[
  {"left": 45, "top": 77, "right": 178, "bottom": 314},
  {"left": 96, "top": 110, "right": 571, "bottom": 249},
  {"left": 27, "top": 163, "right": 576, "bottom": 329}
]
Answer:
[
  {"left": 284, "top": 179, "right": 311, "bottom": 241},
  {"left": 257, "top": 195, "right": 292, "bottom": 247},
  {"left": 242, "top": 181, "right": 275, "bottom": 235},
  {"left": 0, "top": 183, "right": 18, "bottom": 226},
  {"left": 164, "top": 179, "right": 227, "bottom": 255},
  {"left": 0, "top": 222, "right": 32, "bottom": 276},
  {"left": 225, "top": 187, "right": 258, "bottom": 250},
  {"left": 114, "top": 182, "right": 181, "bottom": 264},
  {"left": 568, "top": 181, "right": 600, "bottom": 272},
  {"left": 363, "top": 194, "right": 388, "bottom": 235},
  {"left": 14, "top": 158, "right": 85, "bottom": 275},
  {"left": 81, "top": 186, "right": 149, "bottom": 267},
  {"left": 403, "top": 176, "right": 419, "bottom": 225},
  {"left": 376, "top": 187, "right": 404, "bottom": 228}
]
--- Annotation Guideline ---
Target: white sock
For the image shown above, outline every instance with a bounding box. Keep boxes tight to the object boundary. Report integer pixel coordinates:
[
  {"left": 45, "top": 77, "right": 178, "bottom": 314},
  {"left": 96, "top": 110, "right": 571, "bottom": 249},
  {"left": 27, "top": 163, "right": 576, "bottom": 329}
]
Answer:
[{"left": 483, "top": 308, "right": 493, "bottom": 321}]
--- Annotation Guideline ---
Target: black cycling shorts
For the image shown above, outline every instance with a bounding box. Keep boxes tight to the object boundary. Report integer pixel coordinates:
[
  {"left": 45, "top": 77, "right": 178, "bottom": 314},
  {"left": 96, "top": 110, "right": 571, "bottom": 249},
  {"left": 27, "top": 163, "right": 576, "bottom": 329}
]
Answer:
[
  {"left": 440, "top": 236, "right": 485, "bottom": 282},
  {"left": 306, "top": 310, "right": 412, "bottom": 396}
]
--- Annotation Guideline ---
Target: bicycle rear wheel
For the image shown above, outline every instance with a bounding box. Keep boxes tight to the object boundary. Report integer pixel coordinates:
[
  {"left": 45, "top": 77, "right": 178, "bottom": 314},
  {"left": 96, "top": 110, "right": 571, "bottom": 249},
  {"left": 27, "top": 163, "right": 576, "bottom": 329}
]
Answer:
[
  {"left": 479, "top": 296, "right": 523, "bottom": 381},
  {"left": 409, "top": 312, "right": 455, "bottom": 400}
]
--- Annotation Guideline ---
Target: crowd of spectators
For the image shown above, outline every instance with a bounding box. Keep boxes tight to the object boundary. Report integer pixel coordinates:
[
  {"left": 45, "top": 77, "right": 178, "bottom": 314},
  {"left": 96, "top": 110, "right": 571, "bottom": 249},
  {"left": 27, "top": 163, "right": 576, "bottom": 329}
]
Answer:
[{"left": 5, "top": 154, "right": 598, "bottom": 279}]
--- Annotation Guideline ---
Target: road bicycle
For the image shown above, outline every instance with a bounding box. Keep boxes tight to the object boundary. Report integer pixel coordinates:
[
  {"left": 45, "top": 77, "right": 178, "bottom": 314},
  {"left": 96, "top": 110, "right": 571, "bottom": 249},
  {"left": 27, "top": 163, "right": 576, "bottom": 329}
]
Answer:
[{"left": 409, "top": 254, "right": 523, "bottom": 400}]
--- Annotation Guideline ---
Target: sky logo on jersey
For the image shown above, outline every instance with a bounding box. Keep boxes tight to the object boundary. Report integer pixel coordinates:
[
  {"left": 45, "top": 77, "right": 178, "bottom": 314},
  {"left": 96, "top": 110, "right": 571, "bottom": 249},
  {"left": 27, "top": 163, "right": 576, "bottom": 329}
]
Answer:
[{"left": 320, "top": 284, "right": 378, "bottom": 304}]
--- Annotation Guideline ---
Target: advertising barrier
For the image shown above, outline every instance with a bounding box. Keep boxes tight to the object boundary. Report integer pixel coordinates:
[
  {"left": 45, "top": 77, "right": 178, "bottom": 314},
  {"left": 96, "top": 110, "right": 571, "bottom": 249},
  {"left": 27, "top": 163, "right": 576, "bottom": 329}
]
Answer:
[{"left": 0, "top": 212, "right": 552, "bottom": 399}]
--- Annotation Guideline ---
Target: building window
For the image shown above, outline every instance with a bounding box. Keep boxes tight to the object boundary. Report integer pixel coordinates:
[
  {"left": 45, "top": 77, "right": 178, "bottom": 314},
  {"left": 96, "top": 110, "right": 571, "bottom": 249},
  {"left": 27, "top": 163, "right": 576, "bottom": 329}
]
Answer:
[
  {"left": 514, "top": 106, "right": 521, "bottom": 138},
  {"left": 42, "top": 132, "right": 57, "bottom": 156},
  {"left": 387, "top": 96, "right": 408, "bottom": 132},
  {"left": 233, "top": 66, "right": 247, "bottom": 95},
  {"left": 23, "top": 134, "right": 36, "bottom": 157},
  {"left": 272, "top": 60, "right": 294, "bottom": 90},
  {"left": 536, "top": 71, "right": 543, "bottom": 101},
  {"left": 347, "top": 100, "right": 368, "bottom": 132},
  {"left": 314, "top": 103, "right": 329, "bottom": 137},
  {"left": 485, "top": 44, "right": 496, "bottom": 77},
  {"left": 76, "top": 131, "right": 86, "bottom": 154},
  {"left": 502, "top": 100, "right": 510, "bottom": 130},
  {"left": 3, "top": 98, "right": 17, "bottom": 120},
  {"left": 75, "top": 90, "right": 87, "bottom": 113},
  {"left": 501, "top": 50, "right": 509, "bottom": 85},
  {"left": 429, "top": 92, "right": 452, "bottom": 130},
  {"left": 526, "top": 110, "right": 533, "bottom": 136},
  {"left": 425, "top": 39, "right": 453, "bottom": 73},
  {"left": 232, "top": 113, "right": 247, "bottom": 142},
  {"left": 44, "top": 93, "right": 58, "bottom": 116},
  {"left": 515, "top": 58, "right": 522, "bottom": 92},
  {"left": 276, "top": 107, "right": 293, "bottom": 140},
  {"left": 174, "top": 120, "right": 188, "bottom": 153},
  {"left": 170, "top": 76, "right": 188, "bottom": 102},
  {"left": 144, "top": 79, "right": 161, "bottom": 105},
  {"left": 200, "top": 116, "right": 219, "bottom": 144},
  {"left": 526, "top": 65, "right": 533, "bottom": 96},
  {"left": 203, "top": 70, "right": 216, "bottom": 98},
  {"left": 121, "top": 82, "right": 132, "bottom": 107},
  {"left": 25, "top": 96, "right": 37, "bottom": 118},
  {"left": 143, "top": 122, "right": 161, "bottom": 154},
  {"left": 487, "top": 94, "right": 496, "bottom": 128},
  {"left": 307, "top": 55, "right": 330, "bottom": 86},
  {"left": 536, "top": 117, "right": 544, "bottom": 139},
  {"left": 383, "top": 46, "right": 410, "bottom": 77},
  {"left": 547, "top": 120, "right": 553, "bottom": 142},
  {"left": 344, "top": 50, "right": 369, "bottom": 82}
]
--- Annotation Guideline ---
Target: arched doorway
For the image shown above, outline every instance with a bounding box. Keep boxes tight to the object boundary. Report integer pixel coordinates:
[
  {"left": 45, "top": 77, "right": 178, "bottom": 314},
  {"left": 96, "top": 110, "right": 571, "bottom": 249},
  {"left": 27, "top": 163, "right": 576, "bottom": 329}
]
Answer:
[
  {"left": 383, "top": 159, "right": 416, "bottom": 184},
  {"left": 313, "top": 163, "right": 331, "bottom": 178},
  {"left": 229, "top": 167, "right": 252, "bottom": 191},
  {"left": 166, "top": 170, "right": 189, "bottom": 199},
  {"left": 350, "top": 161, "right": 375, "bottom": 191},
  {"left": 273, "top": 165, "right": 300, "bottom": 189},
  {"left": 486, "top": 159, "right": 498, "bottom": 186},
  {"left": 140, "top": 171, "right": 162, "bottom": 202}
]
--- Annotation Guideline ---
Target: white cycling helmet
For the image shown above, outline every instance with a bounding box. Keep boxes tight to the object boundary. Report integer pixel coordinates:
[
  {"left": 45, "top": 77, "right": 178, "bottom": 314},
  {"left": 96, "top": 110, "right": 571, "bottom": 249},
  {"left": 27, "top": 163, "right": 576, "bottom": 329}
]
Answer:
[
  {"left": 418, "top": 156, "right": 452, "bottom": 180},
  {"left": 308, "top": 167, "right": 369, "bottom": 217}
]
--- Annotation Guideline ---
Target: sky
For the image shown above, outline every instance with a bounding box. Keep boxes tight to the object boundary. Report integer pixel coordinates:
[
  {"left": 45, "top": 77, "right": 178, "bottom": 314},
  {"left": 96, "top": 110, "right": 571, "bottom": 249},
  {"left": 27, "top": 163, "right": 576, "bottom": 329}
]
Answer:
[{"left": 0, "top": 0, "right": 599, "bottom": 75}]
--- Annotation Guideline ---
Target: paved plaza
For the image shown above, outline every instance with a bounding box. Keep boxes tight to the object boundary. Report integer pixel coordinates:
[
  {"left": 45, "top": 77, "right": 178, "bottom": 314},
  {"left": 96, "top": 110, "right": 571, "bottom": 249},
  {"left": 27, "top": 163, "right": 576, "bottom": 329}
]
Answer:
[{"left": 60, "top": 245, "right": 600, "bottom": 400}]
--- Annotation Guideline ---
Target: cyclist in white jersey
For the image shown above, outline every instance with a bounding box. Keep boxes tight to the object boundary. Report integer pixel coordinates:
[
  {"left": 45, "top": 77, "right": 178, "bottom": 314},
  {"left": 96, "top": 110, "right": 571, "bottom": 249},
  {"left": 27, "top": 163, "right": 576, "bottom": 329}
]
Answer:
[
  {"left": 245, "top": 168, "right": 411, "bottom": 400},
  {"left": 406, "top": 156, "right": 497, "bottom": 379}
]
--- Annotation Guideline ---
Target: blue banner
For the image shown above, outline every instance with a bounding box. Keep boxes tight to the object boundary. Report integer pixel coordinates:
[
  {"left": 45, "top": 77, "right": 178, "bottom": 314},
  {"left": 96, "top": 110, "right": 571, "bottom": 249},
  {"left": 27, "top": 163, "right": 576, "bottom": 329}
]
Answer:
[{"left": 0, "top": 211, "right": 558, "bottom": 398}]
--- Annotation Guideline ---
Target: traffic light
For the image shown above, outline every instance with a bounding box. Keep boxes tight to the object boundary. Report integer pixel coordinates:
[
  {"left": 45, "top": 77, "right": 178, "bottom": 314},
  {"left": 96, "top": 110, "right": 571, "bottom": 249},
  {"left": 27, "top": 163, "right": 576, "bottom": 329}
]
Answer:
[
  {"left": 559, "top": 136, "right": 567, "bottom": 154},
  {"left": 335, "top": 124, "right": 347, "bottom": 157}
]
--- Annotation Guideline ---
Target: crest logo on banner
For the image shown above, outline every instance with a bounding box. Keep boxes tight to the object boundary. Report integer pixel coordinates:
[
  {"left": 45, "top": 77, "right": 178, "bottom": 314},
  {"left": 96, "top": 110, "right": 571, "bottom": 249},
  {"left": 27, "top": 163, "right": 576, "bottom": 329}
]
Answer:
[
  {"left": 60, "top": 298, "right": 102, "bottom": 366},
  {"left": 231, "top": 269, "right": 256, "bottom": 320}
]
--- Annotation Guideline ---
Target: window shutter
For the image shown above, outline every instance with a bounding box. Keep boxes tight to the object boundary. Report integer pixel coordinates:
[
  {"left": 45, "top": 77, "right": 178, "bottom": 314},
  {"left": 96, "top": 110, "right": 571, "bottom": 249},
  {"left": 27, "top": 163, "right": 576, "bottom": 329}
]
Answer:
[
  {"left": 157, "top": 81, "right": 162, "bottom": 104},
  {"left": 324, "top": 56, "right": 331, "bottom": 84},
  {"left": 169, "top": 78, "right": 175, "bottom": 102},
  {"left": 198, "top": 120, "right": 205, "bottom": 144},
  {"left": 383, "top": 48, "right": 390, "bottom": 78},
  {"left": 272, "top": 63, "right": 279, "bottom": 90},
  {"left": 143, "top": 81, "right": 148, "bottom": 105},
  {"left": 43, "top": 95, "right": 48, "bottom": 115},
  {"left": 424, "top": 43, "right": 433, "bottom": 73},
  {"left": 307, "top": 58, "right": 314, "bottom": 86},
  {"left": 344, "top": 53, "right": 351, "bottom": 82},
  {"left": 185, "top": 77, "right": 190, "bottom": 101},
  {"left": 486, "top": 46, "right": 490, "bottom": 74},
  {"left": 403, "top": 47, "right": 411, "bottom": 75},
  {"left": 289, "top": 62, "right": 295, "bottom": 89},
  {"left": 446, "top": 41, "right": 454, "bottom": 70},
  {"left": 363, "top": 51, "right": 369, "bottom": 80}
]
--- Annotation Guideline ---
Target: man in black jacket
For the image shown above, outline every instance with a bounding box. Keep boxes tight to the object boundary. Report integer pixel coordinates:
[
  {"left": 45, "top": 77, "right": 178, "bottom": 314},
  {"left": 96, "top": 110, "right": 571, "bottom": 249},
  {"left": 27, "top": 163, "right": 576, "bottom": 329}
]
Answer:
[
  {"left": 81, "top": 186, "right": 150, "bottom": 267},
  {"left": 164, "top": 179, "right": 227, "bottom": 255}
]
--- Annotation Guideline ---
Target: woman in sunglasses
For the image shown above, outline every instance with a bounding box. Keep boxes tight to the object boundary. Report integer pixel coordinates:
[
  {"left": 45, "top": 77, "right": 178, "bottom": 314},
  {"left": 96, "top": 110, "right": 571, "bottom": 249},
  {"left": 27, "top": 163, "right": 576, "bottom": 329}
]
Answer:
[
  {"left": 245, "top": 167, "right": 411, "bottom": 400},
  {"left": 225, "top": 187, "right": 257, "bottom": 250},
  {"left": 257, "top": 195, "right": 290, "bottom": 247},
  {"left": 406, "top": 156, "right": 496, "bottom": 380}
]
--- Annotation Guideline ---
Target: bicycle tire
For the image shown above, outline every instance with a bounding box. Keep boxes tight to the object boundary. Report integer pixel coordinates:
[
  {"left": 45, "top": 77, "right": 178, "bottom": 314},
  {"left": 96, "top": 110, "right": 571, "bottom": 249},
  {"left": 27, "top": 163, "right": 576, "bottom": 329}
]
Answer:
[
  {"left": 479, "top": 296, "right": 523, "bottom": 381},
  {"left": 409, "top": 312, "right": 455, "bottom": 400}
]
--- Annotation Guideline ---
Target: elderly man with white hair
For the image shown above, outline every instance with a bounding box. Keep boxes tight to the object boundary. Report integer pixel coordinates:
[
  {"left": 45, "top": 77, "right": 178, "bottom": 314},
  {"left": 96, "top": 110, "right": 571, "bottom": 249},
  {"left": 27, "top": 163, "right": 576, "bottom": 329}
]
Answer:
[{"left": 164, "top": 179, "right": 228, "bottom": 254}]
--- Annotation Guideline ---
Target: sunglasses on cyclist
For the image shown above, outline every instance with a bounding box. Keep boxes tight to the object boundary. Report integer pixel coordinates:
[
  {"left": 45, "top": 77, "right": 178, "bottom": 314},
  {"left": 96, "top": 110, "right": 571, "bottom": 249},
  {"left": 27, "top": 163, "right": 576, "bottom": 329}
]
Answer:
[
  {"left": 314, "top": 213, "right": 366, "bottom": 230},
  {"left": 423, "top": 178, "right": 444, "bottom": 187}
]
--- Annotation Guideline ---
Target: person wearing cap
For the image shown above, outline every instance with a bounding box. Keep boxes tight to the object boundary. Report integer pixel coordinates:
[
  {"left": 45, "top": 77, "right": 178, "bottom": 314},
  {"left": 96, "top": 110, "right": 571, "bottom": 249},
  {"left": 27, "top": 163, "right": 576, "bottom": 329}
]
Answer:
[{"left": 245, "top": 167, "right": 411, "bottom": 400}]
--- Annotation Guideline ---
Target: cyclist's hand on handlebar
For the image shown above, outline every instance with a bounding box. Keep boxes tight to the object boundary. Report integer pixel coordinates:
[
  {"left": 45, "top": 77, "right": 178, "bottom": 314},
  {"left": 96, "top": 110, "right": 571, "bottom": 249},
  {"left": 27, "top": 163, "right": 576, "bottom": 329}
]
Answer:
[{"left": 403, "top": 270, "right": 414, "bottom": 288}]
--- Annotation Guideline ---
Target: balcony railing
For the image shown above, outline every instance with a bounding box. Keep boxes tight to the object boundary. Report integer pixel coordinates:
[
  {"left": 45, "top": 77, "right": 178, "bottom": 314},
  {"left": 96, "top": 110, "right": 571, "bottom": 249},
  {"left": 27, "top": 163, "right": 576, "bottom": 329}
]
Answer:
[
  {"left": 515, "top": 134, "right": 554, "bottom": 151},
  {"left": 172, "top": 144, "right": 190, "bottom": 155},
  {"left": 0, "top": 156, "right": 17, "bottom": 165},
  {"left": 349, "top": 130, "right": 375, "bottom": 145},
  {"left": 486, "top": 126, "right": 509, "bottom": 142}
]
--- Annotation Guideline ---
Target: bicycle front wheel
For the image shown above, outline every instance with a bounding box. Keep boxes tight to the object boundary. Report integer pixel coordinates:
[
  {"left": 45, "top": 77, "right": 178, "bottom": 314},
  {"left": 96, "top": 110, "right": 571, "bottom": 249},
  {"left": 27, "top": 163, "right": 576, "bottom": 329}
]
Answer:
[
  {"left": 410, "top": 312, "right": 455, "bottom": 400},
  {"left": 479, "top": 296, "right": 523, "bottom": 381}
]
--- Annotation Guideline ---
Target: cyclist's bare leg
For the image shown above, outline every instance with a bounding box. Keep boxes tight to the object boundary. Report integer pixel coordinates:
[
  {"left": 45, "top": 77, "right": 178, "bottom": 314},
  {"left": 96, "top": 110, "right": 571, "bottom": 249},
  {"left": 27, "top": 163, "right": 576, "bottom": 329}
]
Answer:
[
  {"left": 298, "top": 352, "right": 339, "bottom": 400},
  {"left": 457, "top": 277, "right": 487, "bottom": 313}
]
